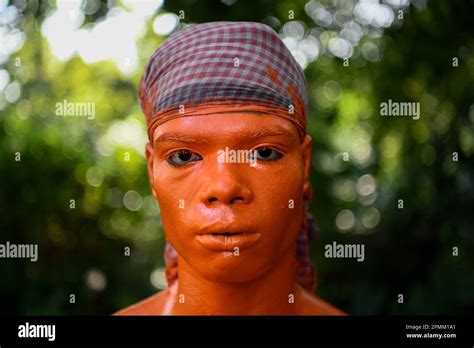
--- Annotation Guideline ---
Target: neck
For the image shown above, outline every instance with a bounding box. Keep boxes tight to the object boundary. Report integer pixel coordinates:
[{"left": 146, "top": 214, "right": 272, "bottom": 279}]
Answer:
[{"left": 171, "top": 247, "right": 300, "bottom": 315}]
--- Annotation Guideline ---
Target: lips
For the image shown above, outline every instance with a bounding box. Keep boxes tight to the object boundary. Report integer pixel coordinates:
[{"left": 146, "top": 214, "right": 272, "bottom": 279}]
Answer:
[{"left": 196, "top": 231, "right": 261, "bottom": 251}]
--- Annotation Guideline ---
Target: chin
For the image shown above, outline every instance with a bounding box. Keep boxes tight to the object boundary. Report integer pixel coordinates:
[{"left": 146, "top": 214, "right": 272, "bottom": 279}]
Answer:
[{"left": 191, "top": 252, "right": 272, "bottom": 284}]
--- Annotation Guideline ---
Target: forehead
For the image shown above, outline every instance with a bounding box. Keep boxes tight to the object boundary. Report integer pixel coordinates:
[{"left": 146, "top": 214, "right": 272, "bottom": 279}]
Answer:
[{"left": 152, "top": 113, "right": 300, "bottom": 145}]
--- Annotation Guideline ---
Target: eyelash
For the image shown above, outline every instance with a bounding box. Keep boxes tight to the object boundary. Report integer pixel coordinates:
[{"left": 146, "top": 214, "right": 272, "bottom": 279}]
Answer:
[
  {"left": 166, "top": 149, "right": 203, "bottom": 167},
  {"left": 254, "top": 146, "right": 285, "bottom": 162}
]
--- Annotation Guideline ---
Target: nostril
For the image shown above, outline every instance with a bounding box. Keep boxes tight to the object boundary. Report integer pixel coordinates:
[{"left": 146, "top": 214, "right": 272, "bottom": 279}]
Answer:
[
  {"left": 230, "top": 196, "right": 244, "bottom": 204},
  {"left": 207, "top": 196, "right": 244, "bottom": 204}
]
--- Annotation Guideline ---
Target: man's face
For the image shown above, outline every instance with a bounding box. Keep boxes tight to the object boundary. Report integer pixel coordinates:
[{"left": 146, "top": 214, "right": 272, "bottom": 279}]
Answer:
[{"left": 146, "top": 113, "right": 312, "bottom": 283}]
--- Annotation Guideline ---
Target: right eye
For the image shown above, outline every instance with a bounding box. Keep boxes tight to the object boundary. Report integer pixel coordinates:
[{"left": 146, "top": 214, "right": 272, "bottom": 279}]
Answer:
[{"left": 166, "top": 150, "right": 202, "bottom": 167}]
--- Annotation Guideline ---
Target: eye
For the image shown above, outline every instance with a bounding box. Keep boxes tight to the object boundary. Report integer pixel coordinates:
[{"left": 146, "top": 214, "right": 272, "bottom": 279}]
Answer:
[
  {"left": 166, "top": 150, "right": 202, "bottom": 167},
  {"left": 254, "top": 147, "right": 284, "bottom": 162}
]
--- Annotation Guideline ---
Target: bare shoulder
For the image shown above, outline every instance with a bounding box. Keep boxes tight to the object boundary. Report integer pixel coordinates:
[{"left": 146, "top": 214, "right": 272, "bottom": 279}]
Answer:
[
  {"left": 113, "top": 284, "right": 176, "bottom": 316},
  {"left": 297, "top": 285, "right": 347, "bottom": 316}
]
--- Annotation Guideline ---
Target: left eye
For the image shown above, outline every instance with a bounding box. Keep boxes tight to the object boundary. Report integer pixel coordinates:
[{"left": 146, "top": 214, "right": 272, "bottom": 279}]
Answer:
[
  {"left": 166, "top": 150, "right": 202, "bottom": 167},
  {"left": 254, "top": 147, "right": 284, "bottom": 161}
]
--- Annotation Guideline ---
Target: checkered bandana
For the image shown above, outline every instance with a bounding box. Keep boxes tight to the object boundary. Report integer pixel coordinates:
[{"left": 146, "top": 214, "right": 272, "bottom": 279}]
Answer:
[{"left": 139, "top": 21, "right": 309, "bottom": 142}]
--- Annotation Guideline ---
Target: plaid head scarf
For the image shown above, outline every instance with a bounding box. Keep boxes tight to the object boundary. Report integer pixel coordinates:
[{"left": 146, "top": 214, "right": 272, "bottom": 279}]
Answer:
[{"left": 139, "top": 21, "right": 318, "bottom": 292}]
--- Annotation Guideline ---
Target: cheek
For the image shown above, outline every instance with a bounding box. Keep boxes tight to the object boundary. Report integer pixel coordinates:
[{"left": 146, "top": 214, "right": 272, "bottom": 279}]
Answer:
[
  {"left": 150, "top": 166, "right": 192, "bottom": 243},
  {"left": 255, "top": 171, "right": 305, "bottom": 250}
]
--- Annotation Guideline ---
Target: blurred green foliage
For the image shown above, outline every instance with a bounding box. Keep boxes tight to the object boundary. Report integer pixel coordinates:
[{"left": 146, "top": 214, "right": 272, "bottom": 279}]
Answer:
[{"left": 0, "top": 0, "right": 473, "bottom": 315}]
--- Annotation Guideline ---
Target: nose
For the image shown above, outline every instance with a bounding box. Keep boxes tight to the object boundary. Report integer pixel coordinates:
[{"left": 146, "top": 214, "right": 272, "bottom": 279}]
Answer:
[{"left": 200, "top": 162, "right": 254, "bottom": 206}]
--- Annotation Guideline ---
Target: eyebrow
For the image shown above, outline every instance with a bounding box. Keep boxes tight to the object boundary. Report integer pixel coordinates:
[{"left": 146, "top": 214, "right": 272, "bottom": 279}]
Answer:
[
  {"left": 154, "top": 127, "right": 293, "bottom": 147},
  {"left": 154, "top": 132, "right": 208, "bottom": 146}
]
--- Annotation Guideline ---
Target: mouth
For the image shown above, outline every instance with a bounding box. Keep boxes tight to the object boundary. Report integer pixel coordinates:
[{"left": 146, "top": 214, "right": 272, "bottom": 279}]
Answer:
[
  {"left": 210, "top": 232, "right": 242, "bottom": 236},
  {"left": 196, "top": 231, "right": 260, "bottom": 251}
]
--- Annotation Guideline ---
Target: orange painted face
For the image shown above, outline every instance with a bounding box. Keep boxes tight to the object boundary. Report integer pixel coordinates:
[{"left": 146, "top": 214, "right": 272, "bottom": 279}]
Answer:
[{"left": 145, "top": 112, "right": 312, "bottom": 284}]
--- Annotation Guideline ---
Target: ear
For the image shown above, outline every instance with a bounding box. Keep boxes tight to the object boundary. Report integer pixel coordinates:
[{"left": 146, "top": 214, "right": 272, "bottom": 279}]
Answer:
[
  {"left": 145, "top": 142, "right": 158, "bottom": 200},
  {"left": 300, "top": 134, "right": 312, "bottom": 194}
]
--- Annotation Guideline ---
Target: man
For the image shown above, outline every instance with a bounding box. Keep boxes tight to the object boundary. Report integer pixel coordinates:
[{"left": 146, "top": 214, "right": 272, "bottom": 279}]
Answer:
[{"left": 115, "top": 21, "right": 345, "bottom": 315}]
